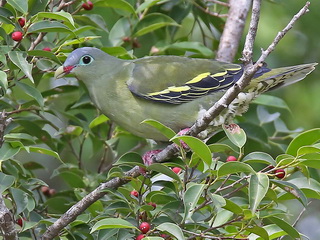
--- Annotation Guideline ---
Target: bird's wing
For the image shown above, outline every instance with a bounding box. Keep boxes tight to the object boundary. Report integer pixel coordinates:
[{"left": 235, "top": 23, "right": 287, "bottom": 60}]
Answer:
[{"left": 127, "top": 56, "right": 243, "bottom": 104}]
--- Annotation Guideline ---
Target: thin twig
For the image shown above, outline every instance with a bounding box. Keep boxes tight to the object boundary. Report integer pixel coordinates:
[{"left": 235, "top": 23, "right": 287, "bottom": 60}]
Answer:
[{"left": 207, "top": 0, "right": 230, "bottom": 8}]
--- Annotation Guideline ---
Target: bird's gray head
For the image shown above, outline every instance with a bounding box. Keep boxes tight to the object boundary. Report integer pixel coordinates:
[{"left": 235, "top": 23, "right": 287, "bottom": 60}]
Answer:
[{"left": 55, "top": 47, "right": 116, "bottom": 80}]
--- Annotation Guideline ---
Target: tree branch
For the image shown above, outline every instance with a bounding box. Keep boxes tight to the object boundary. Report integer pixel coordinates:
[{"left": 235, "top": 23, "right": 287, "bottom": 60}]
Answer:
[
  {"left": 0, "top": 195, "right": 17, "bottom": 240},
  {"left": 41, "top": 1, "right": 311, "bottom": 239},
  {"left": 216, "top": 0, "right": 252, "bottom": 62}
]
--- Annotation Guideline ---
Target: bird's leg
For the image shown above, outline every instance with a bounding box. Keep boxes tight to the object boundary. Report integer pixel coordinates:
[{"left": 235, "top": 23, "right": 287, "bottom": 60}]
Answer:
[
  {"left": 142, "top": 128, "right": 191, "bottom": 166},
  {"left": 176, "top": 128, "right": 190, "bottom": 149}
]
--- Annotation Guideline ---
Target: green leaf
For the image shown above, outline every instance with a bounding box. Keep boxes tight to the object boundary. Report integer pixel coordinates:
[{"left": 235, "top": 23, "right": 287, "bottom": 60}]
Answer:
[
  {"left": 135, "top": 0, "right": 164, "bottom": 13},
  {"left": 27, "top": 50, "right": 60, "bottom": 64},
  {"left": 90, "top": 218, "right": 137, "bottom": 233},
  {"left": 167, "top": 41, "right": 214, "bottom": 58},
  {"left": 7, "top": 0, "right": 28, "bottom": 14},
  {"left": 218, "top": 162, "right": 254, "bottom": 177},
  {"left": 0, "top": 70, "right": 8, "bottom": 93},
  {"left": 257, "top": 105, "right": 280, "bottom": 124},
  {"left": 245, "top": 225, "right": 269, "bottom": 240},
  {"left": 223, "top": 124, "right": 247, "bottom": 149},
  {"left": 249, "top": 173, "right": 269, "bottom": 213},
  {"left": 0, "top": 172, "right": 15, "bottom": 194},
  {"left": 95, "top": 0, "right": 136, "bottom": 15},
  {"left": 57, "top": 36, "right": 101, "bottom": 51},
  {"left": 212, "top": 209, "right": 233, "bottom": 227},
  {"left": 28, "top": 0, "right": 50, "bottom": 15},
  {"left": 253, "top": 94, "right": 290, "bottom": 111},
  {"left": 16, "top": 82, "right": 44, "bottom": 108},
  {"left": 141, "top": 119, "right": 176, "bottom": 141},
  {"left": 208, "top": 143, "right": 237, "bottom": 155},
  {"left": 156, "top": 222, "right": 184, "bottom": 240},
  {"left": 25, "top": 147, "right": 61, "bottom": 161},
  {"left": 297, "top": 146, "right": 320, "bottom": 156},
  {"left": 287, "top": 177, "right": 320, "bottom": 199},
  {"left": 286, "top": 128, "right": 320, "bottom": 156},
  {"left": 222, "top": 199, "right": 243, "bottom": 214},
  {"left": 32, "top": 12, "right": 75, "bottom": 29},
  {"left": 59, "top": 171, "right": 85, "bottom": 188},
  {"left": 171, "top": 136, "right": 212, "bottom": 167},
  {"left": 4, "top": 133, "right": 35, "bottom": 143},
  {"left": 268, "top": 216, "right": 300, "bottom": 239},
  {"left": 115, "top": 152, "right": 144, "bottom": 166},
  {"left": 89, "top": 114, "right": 109, "bottom": 129},
  {"left": 0, "top": 142, "right": 20, "bottom": 161},
  {"left": 242, "top": 152, "right": 276, "bottom": 166},
  {"left": 271, "top": 179, "right": 308, "bottom": 206},
  {"left": 8, "top": 51, "right": 34, "bottom": 83},
  {"left": 274, "top": 118, "right": 301, "bottom": 134},
  {"left": 10, "top": 188, "right": 28, "bottom": 215},
  {"left": 149, "top": 192, "right": 177, "bottom": 204},
  {"left": 0, "top": 7, "right": 14, "bottom": 25},
  {"left": 133, "top": 13, "right": 179, "bottom": 37},
  {"left": 28, "top": 20, "right": 73, "bottom": 33},
  {"left": 183, "top": 183, "right": 206, "bottom": 221},
  {"left": 148, "top": 163, "right": 181, "bottom": 182}
]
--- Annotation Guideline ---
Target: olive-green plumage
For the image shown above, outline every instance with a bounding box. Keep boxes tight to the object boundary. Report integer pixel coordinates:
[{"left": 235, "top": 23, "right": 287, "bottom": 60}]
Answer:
[{"left": 55, "top": 47, "right": 317, "bottom": 141}]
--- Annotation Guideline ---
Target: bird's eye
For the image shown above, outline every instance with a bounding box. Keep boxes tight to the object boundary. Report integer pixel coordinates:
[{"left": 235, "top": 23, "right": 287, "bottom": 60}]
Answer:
[{"left": 80, "top": 55, "right": 94, "bottom": 65}]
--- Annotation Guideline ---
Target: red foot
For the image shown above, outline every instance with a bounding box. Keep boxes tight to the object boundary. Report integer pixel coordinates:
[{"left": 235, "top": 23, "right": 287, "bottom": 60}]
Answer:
[
  {"left": 142, "top": 149, "right": 162, "bottom": 166},
  {"left": 176, "top": 128, "right": 190, "bottom": 149}
]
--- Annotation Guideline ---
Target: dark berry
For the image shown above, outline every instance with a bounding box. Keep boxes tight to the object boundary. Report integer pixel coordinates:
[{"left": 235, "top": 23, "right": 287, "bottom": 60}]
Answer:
[
  {"left": 16, "top": 218, "right": 23, "bottom": 227},
  {"left": 82, "top": 1, "right": 93, "bottom": 10},
  {"left": 275, "top": 169, "right": 285, "bottom": 179},
  {"left": 147, "top": 202, "right": 156, "bottom": 209},
  {"left": 41, "top": 186, "right": 50, "bottom": 196},
  {"left": 18, "top": 18, "right": 25, "bottom": 27}
]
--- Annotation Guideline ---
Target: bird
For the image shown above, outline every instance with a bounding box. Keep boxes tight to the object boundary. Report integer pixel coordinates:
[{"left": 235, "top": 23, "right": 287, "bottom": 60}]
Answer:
[{"left": 55, "top": 47, "right": 317, "bottom": 142}]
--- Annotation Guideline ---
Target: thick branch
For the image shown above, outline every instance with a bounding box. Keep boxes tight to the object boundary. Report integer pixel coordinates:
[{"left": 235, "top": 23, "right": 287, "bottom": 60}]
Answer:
[
  {"left": 41, "top": 1, "right": 311, "bottom": 239},
  {"left": 216, "top": 0, "right": 252, "bottom": 62},
  {"left": 0, "top": 195, "right": 17, "bottom": 240}
]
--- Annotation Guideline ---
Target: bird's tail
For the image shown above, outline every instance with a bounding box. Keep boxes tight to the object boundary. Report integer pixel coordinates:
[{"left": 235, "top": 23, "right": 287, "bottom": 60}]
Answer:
[{"left": 246, "top": 63, "right": 317, "bottom": 93}]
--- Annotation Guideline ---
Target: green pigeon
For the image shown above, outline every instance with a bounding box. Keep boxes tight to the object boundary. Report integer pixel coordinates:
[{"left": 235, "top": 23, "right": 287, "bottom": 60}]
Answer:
[{"left": 55, "top": 47, "right": 317, "bottom": 141}]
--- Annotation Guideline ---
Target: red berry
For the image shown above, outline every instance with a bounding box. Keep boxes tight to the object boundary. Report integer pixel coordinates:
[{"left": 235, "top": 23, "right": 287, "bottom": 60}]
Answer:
[
  {"left": 122, "top": 36, "right": 131, "bottom": 42},
  {"left": 11, "top": 31, "right": 23, "bottom": 41},
  {"left": 82, "top": 1, "right": 93, "bottom": 10},
  {"left": 130, "top": 190, "right": 139, "bottom": 197},
  {"left": 139, "top": 222, "right": 150, "bottom": 234},
  {"left": 226, "top": 156, "right": 237, "bottom": 162},
  {"left": 160, "top": 234, "right": 171, "bottom": 239},
  {"left": 18, "top": 18, "right": 25, "bottom": 27},
  {"left": 275, "top": 169, "right": 285, "bottom": 179},
  {"left": 147, "top": 202, "right": 156, "bottom": 209},
  {"left": 49, "top": 188, "right": 56, "bottom": 196},
  {"left": 172, "top": 167, "right": 181, "bottom": 174},
  {"left": 43, "top": 47, "right": 51, "bottom": 52},
  {"left": 136, "top": 234, "right": 145, "bottom": 240},
  {"left": 16, "top": 218, "right": 23, "bottom": 227},
  {"left": 41, "top": 186, "right": 50, "bottom": 196}
]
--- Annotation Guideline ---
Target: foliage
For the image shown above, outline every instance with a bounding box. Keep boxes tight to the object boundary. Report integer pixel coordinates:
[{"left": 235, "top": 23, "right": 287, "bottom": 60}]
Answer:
[{"left": 0, "top": 0, "right": 319, "bottom": 239}]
